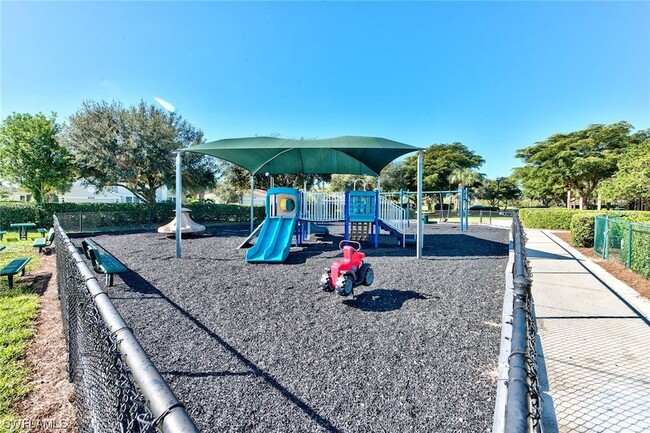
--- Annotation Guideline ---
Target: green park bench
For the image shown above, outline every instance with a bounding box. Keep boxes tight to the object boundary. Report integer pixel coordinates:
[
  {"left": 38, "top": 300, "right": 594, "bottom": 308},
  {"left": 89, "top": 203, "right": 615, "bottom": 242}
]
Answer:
[
  {"left": 81, "top": 239, "right": 127, "bottom": 286},
  {"left": 0, "top": 257, "right": 31, "bottom": 289},
  {"left": 32, "top": 228, "right": 55, "bottom": 253}
]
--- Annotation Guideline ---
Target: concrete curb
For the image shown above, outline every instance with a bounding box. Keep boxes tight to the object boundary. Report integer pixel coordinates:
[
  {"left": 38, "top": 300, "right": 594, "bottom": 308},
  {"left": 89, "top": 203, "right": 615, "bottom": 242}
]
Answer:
[{"left": 492, "top": 224, "right": 514, "bottom": 433}]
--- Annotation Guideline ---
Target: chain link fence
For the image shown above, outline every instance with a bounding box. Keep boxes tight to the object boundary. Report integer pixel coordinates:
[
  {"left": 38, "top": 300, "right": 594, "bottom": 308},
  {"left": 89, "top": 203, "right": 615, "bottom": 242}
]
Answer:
[
  {"left": 56, "top": 211, "right": 158, "bottom": 234},
  {"left": 55, "top": 215, "right": 199, "bottom": 433},
  {"left": 594, "top": 215, "right": 650, "bottom": 280}
]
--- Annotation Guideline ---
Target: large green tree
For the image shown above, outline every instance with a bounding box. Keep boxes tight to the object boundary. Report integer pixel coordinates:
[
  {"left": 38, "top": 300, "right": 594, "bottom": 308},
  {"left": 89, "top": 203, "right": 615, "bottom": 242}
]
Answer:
[
  {"left": 379, "top": 161, "right": 411, "bottom": 192},
  {"left": 327, "top": 174, "right": 377, "bottom": 192},
  {"left": 402, "top": 143, "right": 485, "bottom": 192},
  {"left": 512, "top": 166, "right": 566, "bottom": 207},
  {"left": 0, "top": 112, "right": 76, "bottom": 203},
  {"left": 598, "top": 130, "right": 650, "bottom": 204},
  {"left": 475, "top": 177, "right": 522, "bottom": 210},
  {"left": 515, "top": 122, "right": 633, "bottom": 209},
  {"left": 64, "top": 100, "right": 218, "bottom": 203}
]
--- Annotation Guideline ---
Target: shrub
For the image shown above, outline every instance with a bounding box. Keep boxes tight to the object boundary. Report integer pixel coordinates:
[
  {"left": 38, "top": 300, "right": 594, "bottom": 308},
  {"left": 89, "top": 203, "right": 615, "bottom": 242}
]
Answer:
[
  {"left": 0, "top": 202, "right": 266, "bottom": 231},
  {"left": 628, "top": 224, "right": 650, "bottom": 279},
  {"left": 570, "top": 213, "right": 596, "bottom": 247},
  {"left": 518, "top": 208, "right": 577, "bottom": 229},
  {"left": 519, "top": 208, "right": 650, "bottom": 232},
  {"left": 0, "top": 202, "right": 43, "bottom": 230}
]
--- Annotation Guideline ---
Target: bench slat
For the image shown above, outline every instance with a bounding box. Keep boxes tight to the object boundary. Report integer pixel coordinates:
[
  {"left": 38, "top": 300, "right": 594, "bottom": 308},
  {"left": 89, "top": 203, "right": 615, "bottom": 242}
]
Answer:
[
  {"left": 99, "top": 253, "right": 127, "bottom": 273},
  {"left": 33, "top": 228, "right": 55, "bottom": 253},
  {"left": 0, "top": 258, "right": 31, "bottom": 276},
  {"left": 82, "top": 239, "right": 127, "bottom": 286}
]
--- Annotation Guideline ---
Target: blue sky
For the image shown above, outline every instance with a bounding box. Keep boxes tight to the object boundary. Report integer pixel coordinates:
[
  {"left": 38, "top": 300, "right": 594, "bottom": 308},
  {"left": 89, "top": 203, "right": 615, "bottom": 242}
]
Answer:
[{"left": 2, "top": 1, "right": 649, "bottom": 178}]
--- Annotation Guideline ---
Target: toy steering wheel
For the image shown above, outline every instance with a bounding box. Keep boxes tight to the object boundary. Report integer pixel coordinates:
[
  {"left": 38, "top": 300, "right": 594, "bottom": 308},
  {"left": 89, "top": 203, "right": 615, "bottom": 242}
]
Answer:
[{"left": 339, "top": 240, "right": 361, "bottom": 251}]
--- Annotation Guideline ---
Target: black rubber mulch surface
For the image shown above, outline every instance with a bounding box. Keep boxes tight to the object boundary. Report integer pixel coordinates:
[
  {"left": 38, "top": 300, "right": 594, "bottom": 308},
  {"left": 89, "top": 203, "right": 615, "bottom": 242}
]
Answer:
[{"left": 79, "top": 223, "right": 509, "bottom": 433}]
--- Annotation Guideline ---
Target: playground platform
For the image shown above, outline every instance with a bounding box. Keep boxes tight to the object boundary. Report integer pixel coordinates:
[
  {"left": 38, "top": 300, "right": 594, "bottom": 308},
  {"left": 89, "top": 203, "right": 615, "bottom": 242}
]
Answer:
[{"left": 525, "top": 229, "right": 650, "bottom": 433}]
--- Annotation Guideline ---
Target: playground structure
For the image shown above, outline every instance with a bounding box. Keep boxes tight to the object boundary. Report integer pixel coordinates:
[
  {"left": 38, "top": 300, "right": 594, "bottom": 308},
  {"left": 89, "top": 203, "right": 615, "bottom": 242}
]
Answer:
[
  {"left": 157, "top": 208, "right": 206, "bottom": 236},
  {"left": 245, "top": 188, "right": 300, "bottom": 263},
  {"left": 394, "top": 189, "right": 470, "bottom": 229},
  {"left": 243, "top": 186, "right": 470, "bottom": 263}
]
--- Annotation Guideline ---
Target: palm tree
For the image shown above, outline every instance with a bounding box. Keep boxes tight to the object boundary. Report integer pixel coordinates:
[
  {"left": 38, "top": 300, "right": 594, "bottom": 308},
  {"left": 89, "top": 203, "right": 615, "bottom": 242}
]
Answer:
[
  {"left": 448, "top": 169, "right": 484, "bottom": 214},
  {"left": 448, "top": 168, "right": 483, "bottom": 190}
]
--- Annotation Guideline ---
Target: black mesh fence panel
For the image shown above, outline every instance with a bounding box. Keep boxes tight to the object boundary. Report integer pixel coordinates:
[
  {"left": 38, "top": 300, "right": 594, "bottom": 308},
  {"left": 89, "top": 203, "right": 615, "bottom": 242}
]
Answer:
[{"left": 55, "top": 218, "right": 157, "bottom": 433}]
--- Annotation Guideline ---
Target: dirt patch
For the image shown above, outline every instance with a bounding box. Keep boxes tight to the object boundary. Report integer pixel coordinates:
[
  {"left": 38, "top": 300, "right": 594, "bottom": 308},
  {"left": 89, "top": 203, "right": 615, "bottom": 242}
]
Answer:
[
  {"left": 552, "top": 231, "right": 650, "bottom": 300},
  {"left": 15, "top": 250, "right": 77, "bottom": 433}
]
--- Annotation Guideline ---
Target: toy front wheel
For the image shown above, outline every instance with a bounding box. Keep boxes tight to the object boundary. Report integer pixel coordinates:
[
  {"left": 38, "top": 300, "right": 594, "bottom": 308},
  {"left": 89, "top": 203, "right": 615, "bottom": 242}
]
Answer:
[
  {"left": 362, "top": 267, "right": 374, "bottom": 286},
  {"left": 320, "top": 273, "right": 333, "bottom": 292},
  {"left": 336, "top": 275, "right": 354, "bottom": 296}
]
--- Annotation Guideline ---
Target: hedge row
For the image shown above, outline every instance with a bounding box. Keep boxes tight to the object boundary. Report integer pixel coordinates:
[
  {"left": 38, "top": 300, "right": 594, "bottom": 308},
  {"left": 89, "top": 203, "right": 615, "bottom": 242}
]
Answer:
[
  {"left": 518, "top": 208, "right": 650, "bottom": 247},
  {"left": 518, "top": 208, "right": 578, "bottom": 230},
  {"left": 0, "top": 202, "right": 266, "bottom": 230},
  {"left": 627, "top": 223, "right": 650, "bottom": 279}
]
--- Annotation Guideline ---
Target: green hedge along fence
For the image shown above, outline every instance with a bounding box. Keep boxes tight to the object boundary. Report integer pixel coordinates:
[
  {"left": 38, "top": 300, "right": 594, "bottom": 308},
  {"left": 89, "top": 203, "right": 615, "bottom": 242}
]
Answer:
[
  {"left": 0, "top": 202, "right": 265, "bottom": 233},
  {"left": 594, "top": 216, "right": 650, "bottom": 280},
  {"left": 519, "top": 208, "right": 650, "bottom": 247}
]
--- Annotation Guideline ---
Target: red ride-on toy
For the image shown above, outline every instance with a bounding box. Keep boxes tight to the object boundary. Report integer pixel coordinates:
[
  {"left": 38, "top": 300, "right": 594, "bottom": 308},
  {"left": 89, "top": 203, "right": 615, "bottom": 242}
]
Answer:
[{"left": 320, "top": 241, "right": 374, "bottom": 296}]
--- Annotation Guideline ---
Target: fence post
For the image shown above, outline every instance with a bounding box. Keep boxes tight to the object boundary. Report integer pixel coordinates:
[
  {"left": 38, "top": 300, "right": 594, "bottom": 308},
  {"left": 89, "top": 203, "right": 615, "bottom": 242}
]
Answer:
[
  {"left": 79, "top": 212, "right": 83, "bottom": 233},
  {"left": 626, "top": 221, "right": 632, "bottom": 268},
  {"left": 604, "top": 216, "right": 609, "bottom": 260}
]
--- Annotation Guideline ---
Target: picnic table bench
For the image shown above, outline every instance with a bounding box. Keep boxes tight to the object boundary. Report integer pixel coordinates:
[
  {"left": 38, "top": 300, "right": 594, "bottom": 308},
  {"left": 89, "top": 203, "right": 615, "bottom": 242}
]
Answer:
[
  {"left": 0, "top": 257, "right": 31, "bottom": 289},
  {"left": 10, "top": 223, "right": 36, "bottom": 240},
  {"left": 0, "top": 231, "right": 6, "bottom": 241},
  {"left": 81, "top": 238, "right": 127, "bottom": 286},
  {"left": 33, "top": 228, "right": 55, "bottom": 253}
]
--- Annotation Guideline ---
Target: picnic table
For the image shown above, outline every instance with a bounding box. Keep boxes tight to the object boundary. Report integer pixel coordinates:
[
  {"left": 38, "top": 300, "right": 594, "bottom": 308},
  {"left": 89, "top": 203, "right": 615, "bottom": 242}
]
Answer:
[{"left": 10, "top": 223, "right": 36, "bottom": 240}]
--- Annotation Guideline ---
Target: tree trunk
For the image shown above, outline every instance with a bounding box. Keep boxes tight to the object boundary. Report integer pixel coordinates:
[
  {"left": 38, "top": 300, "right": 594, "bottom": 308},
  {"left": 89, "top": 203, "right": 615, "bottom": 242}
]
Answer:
[{"left": 567, "top": 190, "right": 571, "bottom": 209}]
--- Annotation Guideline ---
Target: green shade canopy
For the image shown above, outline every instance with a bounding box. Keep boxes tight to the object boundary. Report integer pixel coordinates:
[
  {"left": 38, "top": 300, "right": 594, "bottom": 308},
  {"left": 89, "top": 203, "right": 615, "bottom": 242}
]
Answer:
[{"left": 182, "top": 136, "right": 420, "bottom": 176}]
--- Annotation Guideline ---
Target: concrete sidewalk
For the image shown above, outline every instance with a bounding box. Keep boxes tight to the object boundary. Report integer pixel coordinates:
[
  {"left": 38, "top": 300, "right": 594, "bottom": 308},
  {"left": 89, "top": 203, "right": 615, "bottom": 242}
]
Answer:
[{"left": 525, "top": 229, "right": 650, "bottom": 433}]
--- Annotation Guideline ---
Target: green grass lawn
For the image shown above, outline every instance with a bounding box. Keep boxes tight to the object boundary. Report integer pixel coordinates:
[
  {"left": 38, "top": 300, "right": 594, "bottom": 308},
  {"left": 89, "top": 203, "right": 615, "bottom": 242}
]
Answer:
[{"left": 0, "top": 234, "right": 43, "bottom": 433}]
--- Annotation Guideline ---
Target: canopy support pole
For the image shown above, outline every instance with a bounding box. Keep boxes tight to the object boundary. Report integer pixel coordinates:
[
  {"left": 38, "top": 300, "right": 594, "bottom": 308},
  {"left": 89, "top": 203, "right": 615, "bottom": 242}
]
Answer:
[
  {"left": 250, "top": 174, "right": 255, "bottom": 233},
  {"left": 416, "top": 151, "right": 423, "bottom": 259},
  {"left": 175, "top": 151, "right": 182, "bottom": 259}
]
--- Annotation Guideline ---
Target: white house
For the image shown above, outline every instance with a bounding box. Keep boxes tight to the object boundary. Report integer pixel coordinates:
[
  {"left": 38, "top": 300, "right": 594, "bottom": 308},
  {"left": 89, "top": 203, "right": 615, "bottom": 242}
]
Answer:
[
  {"left": 58, "top": 181, "right": 169, "bottom": 203},
  {"left": 0, "top": 179, "right": 169, "bottom": 203},
  {"left": 240, "top": 189, "right": 267, "bottom": 206}
]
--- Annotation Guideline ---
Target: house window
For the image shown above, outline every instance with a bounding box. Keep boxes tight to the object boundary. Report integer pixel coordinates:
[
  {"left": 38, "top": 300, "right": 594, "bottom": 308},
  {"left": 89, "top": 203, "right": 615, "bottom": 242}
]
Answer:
[{"left": 126, "top": 196, "right": 133, "bottom": 203}]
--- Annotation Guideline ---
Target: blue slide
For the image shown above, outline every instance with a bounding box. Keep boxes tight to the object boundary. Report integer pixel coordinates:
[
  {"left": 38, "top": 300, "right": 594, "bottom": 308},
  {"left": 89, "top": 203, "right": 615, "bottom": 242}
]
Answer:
[{"left": 245, "top": 215, "right": 298, "bottom": 263}]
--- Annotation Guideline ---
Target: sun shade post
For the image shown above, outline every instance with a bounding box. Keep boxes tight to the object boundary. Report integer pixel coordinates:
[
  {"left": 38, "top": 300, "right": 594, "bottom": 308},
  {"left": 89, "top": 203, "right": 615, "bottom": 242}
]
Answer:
[
  {"left": 416, "top": 150, "right": 423, "bottom": 259},
  {"left": 250, "top": 174, "right": 255, "bottom": 233},
  {"left": 175, "top": 151, "right": 182, "bottom": 259}
]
